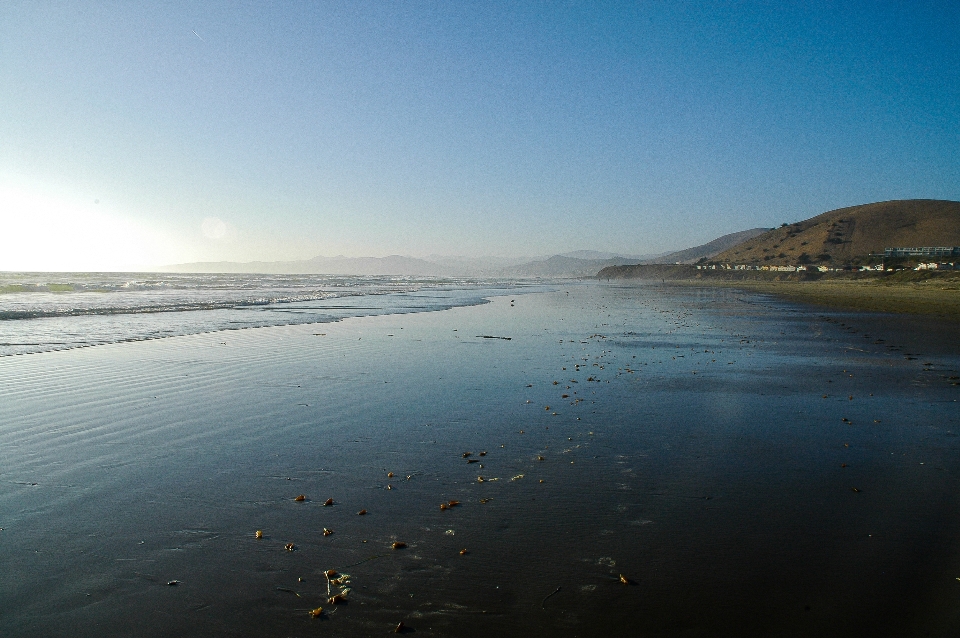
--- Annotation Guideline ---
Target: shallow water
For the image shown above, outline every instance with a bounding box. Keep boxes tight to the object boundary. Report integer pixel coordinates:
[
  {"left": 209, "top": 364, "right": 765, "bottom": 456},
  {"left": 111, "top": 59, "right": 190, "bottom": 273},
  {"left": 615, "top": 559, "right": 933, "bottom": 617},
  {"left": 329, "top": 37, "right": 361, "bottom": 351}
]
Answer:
[
  {"left": 0, "top": 272, "right": 529, "bottom": 355},
  {"left": 1, "top": 282, "right": 958, "bottom": 636}
]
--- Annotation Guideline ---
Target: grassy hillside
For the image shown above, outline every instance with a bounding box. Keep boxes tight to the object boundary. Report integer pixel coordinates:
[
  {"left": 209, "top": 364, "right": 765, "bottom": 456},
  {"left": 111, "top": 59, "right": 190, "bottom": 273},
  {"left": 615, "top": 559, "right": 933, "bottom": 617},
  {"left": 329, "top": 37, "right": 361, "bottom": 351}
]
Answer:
[{"left": 711, "top": 199, "right": 960, "bottom": 266}]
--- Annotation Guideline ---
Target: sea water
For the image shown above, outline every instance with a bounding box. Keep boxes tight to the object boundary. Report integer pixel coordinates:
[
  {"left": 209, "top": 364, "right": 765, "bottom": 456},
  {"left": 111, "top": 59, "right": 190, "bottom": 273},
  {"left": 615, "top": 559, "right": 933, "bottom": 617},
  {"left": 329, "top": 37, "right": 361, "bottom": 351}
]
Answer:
[{"left": 0, "top": 272, "right": 534, "bottom": 356}]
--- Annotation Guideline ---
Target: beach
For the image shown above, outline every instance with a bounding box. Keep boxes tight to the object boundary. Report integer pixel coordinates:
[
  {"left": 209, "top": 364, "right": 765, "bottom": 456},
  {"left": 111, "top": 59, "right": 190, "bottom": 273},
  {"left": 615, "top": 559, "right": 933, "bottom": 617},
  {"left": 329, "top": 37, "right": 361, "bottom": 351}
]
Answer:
[
  {"left": 684, "top": 275, "right": 960, "bottom": 321},
  {"left": 598, "top": 265, "right": 960, "bottom": 321},
  {"left": 2, "top": 282, "right": 959, "bottom": 637}
]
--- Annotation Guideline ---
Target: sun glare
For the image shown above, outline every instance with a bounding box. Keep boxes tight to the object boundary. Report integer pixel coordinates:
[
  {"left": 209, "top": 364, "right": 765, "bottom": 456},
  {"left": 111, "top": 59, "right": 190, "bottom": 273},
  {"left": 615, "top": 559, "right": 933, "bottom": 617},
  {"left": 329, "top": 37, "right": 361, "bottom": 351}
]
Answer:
[{"left": 0, "top": 185, "right": 176, "bottom": 272}]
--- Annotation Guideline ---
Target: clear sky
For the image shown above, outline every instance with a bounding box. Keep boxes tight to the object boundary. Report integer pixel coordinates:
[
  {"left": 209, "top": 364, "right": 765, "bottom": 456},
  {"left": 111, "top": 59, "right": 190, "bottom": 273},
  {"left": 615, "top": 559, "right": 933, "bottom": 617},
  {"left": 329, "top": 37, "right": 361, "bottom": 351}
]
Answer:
[{"left": 1, "top": 1, "right": 958, "bottom": 271}]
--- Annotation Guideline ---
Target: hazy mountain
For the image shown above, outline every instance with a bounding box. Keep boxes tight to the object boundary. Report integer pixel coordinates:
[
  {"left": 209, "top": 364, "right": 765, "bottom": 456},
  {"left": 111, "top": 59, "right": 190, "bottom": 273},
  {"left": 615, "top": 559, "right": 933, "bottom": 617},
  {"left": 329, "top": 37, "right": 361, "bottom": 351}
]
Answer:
[
  {"left": 159, "top": 252, "right": 643, "bottom": 277},
  {"left": 642, "top": 228, "right": 770, "bottom": 264},
  {"left": 557, "top": 250, "right": 652, "bottom": 261},
  {"left": 160, "top": 254, "right": 447, "bottom": 276},
  {"left": 164, "top": 218, "right": 877, "bottom": 278},
  {"left": 506, "top": 255, "right": 640, "bottom": 278},
  {"left": 421, "top": 254, "right": 531, "bottom": 277}
]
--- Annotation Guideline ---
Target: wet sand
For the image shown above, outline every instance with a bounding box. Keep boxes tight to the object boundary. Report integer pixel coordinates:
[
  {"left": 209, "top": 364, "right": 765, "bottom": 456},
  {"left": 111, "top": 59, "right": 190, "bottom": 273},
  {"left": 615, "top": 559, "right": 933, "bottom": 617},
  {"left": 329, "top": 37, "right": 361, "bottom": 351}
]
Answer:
[
  {"left": 2, "top": 283, "right": 959, "bottom": 637},
  {"left": 687, "top": 276, "right": 960, "bottom": 320}
]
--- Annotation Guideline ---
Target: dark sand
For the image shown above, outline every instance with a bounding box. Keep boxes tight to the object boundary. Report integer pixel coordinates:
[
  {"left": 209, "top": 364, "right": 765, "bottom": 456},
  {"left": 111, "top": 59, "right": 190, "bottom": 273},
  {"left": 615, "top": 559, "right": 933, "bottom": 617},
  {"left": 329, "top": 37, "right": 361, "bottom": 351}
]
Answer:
[
  {"left": 688, "top": 276, "right": 960, "bottom": 321},
  {"left": 1, "top": 283, "right": 959, "bottom": 637}
]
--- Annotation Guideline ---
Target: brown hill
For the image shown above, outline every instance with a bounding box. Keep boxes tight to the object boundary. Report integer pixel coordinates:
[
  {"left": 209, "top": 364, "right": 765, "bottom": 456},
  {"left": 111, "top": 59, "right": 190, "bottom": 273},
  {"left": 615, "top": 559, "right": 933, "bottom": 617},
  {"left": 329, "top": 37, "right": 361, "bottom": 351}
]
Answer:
[
  {"left": 642, "top": 228, "right": 770, "bottom": 264},
  {"left": 711, "top": 199, "right": 960, "bottom": 266}
]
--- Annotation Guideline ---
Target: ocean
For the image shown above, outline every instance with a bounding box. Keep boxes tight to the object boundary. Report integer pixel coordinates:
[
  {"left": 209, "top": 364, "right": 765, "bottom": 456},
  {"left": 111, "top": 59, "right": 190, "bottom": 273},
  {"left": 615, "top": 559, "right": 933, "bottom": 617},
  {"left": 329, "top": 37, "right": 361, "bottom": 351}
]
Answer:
[{"left": 0, "top": 272, "right": 535, "bottom": 356}]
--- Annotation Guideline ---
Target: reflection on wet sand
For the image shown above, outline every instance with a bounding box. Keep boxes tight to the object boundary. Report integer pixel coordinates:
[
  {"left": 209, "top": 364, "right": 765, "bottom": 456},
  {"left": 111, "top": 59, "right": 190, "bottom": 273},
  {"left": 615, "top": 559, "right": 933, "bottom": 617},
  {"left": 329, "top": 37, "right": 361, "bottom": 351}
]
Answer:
[{"left": 1, "top": 283, "right": 958, "bottom": 637}]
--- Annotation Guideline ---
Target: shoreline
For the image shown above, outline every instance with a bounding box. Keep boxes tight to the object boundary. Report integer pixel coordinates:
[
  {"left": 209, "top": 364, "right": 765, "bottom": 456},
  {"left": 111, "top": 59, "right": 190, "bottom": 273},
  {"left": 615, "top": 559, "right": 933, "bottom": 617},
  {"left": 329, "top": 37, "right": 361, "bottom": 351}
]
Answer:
[
  {"left": 677, "top": 277, "right": 960, "bottom": 320},
  {"left": 597, "top": 266, "right": 960, "bottom": 320}
]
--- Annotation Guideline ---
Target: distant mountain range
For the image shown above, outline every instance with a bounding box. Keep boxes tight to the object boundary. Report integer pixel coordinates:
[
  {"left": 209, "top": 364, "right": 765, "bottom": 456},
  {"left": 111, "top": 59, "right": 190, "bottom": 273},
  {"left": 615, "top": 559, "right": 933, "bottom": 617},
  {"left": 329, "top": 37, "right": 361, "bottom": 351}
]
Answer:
[
  {"left": 166, "top": 199, "right": 959, "bottom": 277},
  {"left": 161, "top": 255, "right": 446, "bottom": 277},
  {"left": 505, "top": 255, "right": 640, "bottom": 278},
  {"left": 156, "top": 221, "right": 845, "bottom": 278},
  {"left": 158, "top": 253, "right": 647, "bottom": 278}
]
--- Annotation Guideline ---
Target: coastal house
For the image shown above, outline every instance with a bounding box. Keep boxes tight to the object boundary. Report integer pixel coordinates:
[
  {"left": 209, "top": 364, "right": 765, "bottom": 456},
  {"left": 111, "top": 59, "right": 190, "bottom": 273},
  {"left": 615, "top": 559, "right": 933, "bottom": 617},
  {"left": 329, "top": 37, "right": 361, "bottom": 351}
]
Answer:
[{"left": 884, "top": 246, "right": 960, "bottom": 258}]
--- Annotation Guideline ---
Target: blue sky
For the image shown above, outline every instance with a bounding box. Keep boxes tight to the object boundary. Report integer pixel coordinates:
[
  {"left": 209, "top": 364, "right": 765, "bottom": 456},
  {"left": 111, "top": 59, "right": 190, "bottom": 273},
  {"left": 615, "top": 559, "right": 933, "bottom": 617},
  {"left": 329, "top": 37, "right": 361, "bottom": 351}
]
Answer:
[{"left": 1, "top": 1, "right": 958, "bottom": 270}]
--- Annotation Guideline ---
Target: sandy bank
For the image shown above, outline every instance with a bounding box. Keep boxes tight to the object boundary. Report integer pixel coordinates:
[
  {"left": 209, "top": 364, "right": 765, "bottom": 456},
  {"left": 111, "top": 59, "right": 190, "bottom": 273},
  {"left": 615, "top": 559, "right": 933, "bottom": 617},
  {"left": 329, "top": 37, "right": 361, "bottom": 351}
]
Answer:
[
  {"left": 599, "top": 265, "right": 960, "bottom": 320},
  {"left": 684, "top": 276, "right": 960, "bottom": 320}
]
